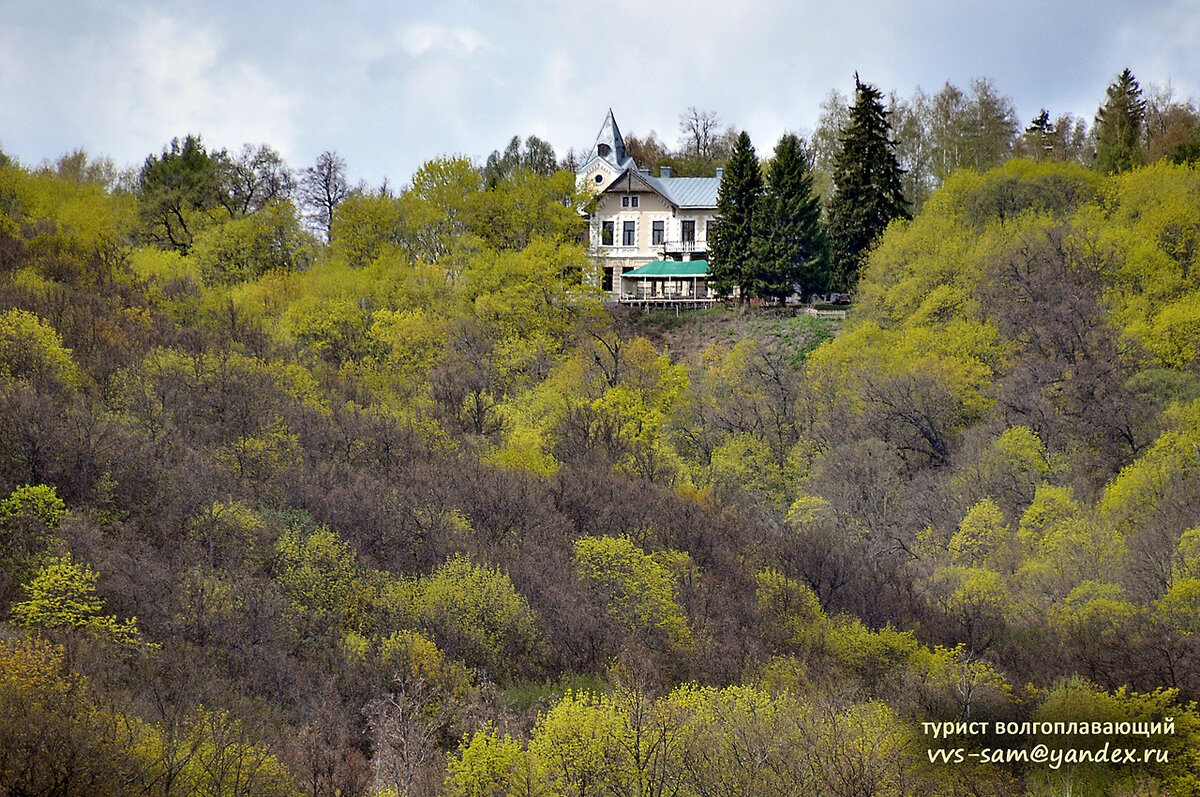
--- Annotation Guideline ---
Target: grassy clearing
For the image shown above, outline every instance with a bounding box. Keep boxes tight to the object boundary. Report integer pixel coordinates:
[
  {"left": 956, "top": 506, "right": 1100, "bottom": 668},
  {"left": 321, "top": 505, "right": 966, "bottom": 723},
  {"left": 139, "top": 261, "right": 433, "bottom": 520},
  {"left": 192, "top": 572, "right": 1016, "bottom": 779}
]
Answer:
[
  {"left": 616, "top": 304, "right": 841, "bottom": 368},
  {"left": 501, "top": 672, "right": 611, "bottom": 713}
]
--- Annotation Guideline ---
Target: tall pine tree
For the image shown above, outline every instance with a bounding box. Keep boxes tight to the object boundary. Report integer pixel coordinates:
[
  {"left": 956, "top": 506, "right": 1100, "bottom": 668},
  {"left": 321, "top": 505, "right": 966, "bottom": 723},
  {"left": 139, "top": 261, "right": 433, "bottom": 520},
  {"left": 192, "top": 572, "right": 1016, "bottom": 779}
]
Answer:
[
  {"left": 707, "top": 131, "right": 762, "bottom": 299},
  {"left": 750, "top": 133, "right": 828, "bottom": 302},
  {"left": 1094, "top": 68, "right": 1146, "bottom": 175},
  {"left": 826, "top": 75, "right": 909, "bottom": 291}
]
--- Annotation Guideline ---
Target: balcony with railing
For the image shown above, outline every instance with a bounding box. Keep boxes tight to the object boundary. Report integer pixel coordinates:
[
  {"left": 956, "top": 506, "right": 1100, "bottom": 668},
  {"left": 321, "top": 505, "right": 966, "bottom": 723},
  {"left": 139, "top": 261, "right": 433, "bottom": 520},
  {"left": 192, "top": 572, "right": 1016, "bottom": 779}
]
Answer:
[{"left": 657, "top": 238, "right": 708, "bottom": 257}]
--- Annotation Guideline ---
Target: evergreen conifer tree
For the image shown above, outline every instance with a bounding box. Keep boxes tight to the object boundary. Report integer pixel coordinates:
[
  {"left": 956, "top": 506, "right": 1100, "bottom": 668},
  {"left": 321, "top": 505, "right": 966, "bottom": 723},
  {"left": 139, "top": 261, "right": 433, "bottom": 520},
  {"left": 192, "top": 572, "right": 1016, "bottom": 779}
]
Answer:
[
  {"left": 750, "top": 134, "right": 828, "bottom": 302},
  {"left": 1094, "top": 68, "right": 1146, "bottom": 175},
  {"left": 826, "top": 75, "right": 909, "bottom": 291},
  {"left": 1022, "top": 109, "right": 1053, "bottom": 161},
  {"left": 707, "top": 131, "right": 762, "bottom": 299}
]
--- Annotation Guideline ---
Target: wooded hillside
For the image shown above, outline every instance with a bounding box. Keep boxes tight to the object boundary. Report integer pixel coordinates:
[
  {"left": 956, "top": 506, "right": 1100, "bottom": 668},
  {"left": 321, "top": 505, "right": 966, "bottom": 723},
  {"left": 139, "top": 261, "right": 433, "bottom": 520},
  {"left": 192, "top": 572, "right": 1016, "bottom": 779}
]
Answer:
[{"left": 2, "top": 139, "right": 1200, "bottom": 794}]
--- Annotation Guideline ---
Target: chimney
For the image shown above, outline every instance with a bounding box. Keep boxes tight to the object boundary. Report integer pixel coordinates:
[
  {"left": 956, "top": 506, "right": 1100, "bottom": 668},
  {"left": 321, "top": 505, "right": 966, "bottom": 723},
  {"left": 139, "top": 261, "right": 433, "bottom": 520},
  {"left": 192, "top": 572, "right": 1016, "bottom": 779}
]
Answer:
[
  {"left": 715, "top": 167, "right": 724, "bottom": 180},
  {"left": 660, "top": 166, "right": 673, "bottom": 178},
  {"left": 639, "top": 168, "right": 650, "bottom": 176}
]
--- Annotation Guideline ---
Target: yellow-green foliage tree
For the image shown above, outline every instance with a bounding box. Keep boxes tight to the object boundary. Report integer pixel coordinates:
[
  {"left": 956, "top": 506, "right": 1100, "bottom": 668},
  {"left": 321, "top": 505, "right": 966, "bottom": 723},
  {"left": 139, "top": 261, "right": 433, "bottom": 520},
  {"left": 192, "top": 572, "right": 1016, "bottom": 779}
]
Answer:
[
  {"left": 949, "top": 498, "right": 1014, "bottom": 571},
  {"left": 274, "top": 524, "right": 360, "bottom": 619},
  {"left": 526, "top": 689, "right": 628, "bottom": 795},
  {"left": 12, "top": 553, "right": 145, "bottom": 650},
  {"left": 445, "top": 726, "right": 547, "bottom": 797},
  {"left": 492, "top": 333, "right": 686, "bottom": 481},
  {"left": 284, "top": 296, "right": 374, "bottom": 367},
  {"left": 1101, "top": 398, "right": 1200, "bottom": 537},
  {"left": 1049, "top": 581, "right": 1141, "bottom": 685},
  {"left": 0, "top": 483, "right": 66, "bottom": 606},
  {"left": 0, "top": 308, "right": 80, "bottom": 390},
  {"left": 1016, "top": 500, "right": 1128, "bottom": 605},
  {"left": 678, "top": 338, "right": 803, "bottom": 497},
  {"left": 467, "top": 168, "right": 586, "bottom": 251},
  {"left": 949, "top": 425, "right": 1053, "bottom": 518},
  {"left": 573, "top": 535, "right": 694, "bottom": 655},
  {"left": 413, "top": 554, "right": 545, "bottom": 682},
  {"left": 188, "top": 499, "right": 272, "bottom": 572},
  {"left": 907, "top": 644, "right": 1013, "bottom": 724},
  {"left": 1156, "top": 576, "right": 1200, "bottom": 644},
  {"left": 402, "top": 156, "right": 484, "bottom": 263},
  {"left": 0, "top": 157, "right": 134, "bottom": 271},
  {"left": 1030, "top": 677, "right": 1200, "bottom": 795},
  {"left": 1087, "top": 163, "right": 1200, "bottom": 366},
  {"left": 330, "top": 191, "right": 408, "bottom": 269},
  {"left": 189, "top": 200, "right": 316, "bottom": 285},
  {"left": 755, "top": 567, "right": 827, "bottom": 654},
  {"left": 369, "top": 307, "right": 446, "bottom": 387},
  {"left": 373, "top": 629, "right": 474, "bottom": 702}
]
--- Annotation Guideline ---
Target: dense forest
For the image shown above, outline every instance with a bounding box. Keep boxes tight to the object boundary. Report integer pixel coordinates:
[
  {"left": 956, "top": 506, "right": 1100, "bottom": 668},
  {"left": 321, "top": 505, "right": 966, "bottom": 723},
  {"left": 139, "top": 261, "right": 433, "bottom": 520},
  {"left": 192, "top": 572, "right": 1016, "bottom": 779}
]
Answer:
[{"left": 3, "top": 70, "right": 1200, "bottom": 796}]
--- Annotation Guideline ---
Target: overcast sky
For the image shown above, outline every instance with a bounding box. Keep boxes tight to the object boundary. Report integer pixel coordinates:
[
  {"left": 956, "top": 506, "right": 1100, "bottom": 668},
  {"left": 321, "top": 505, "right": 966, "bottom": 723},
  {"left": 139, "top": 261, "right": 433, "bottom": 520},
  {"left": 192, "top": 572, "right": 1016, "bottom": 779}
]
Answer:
[{"left": 3, "top": 0, "right": 1198, "bottom": 187}]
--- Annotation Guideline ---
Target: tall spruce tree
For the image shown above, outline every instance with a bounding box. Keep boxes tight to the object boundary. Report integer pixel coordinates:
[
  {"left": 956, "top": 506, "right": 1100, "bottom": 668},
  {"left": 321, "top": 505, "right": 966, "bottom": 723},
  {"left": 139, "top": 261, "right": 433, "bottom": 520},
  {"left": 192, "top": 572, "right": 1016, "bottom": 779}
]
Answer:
[
  {"left": 1022, "top": 109, "right": 1054, "bottom": 161},
  {"left": 1094, "top": 68, "right": 1146, "bottom": 175},
  {"left": 707, "top": 131, "right": 762, "bottom": 299},
  {"left": 750, "top": 133, "right": 828, "bottom": 302},
  {"left": 826, "top": 75, "right": 909, "bottom": 291}
]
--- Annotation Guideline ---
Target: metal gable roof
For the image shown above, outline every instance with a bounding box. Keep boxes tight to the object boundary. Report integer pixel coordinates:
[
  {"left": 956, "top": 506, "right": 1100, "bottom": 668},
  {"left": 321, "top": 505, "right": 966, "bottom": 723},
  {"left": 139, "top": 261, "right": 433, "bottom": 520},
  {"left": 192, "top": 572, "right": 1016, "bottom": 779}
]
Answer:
[
  {"left": 600, "top": 171, "right": 719, "bottom": 210},
  {"left": 646, "top": 176, "right": 720, "bottom": 209}
]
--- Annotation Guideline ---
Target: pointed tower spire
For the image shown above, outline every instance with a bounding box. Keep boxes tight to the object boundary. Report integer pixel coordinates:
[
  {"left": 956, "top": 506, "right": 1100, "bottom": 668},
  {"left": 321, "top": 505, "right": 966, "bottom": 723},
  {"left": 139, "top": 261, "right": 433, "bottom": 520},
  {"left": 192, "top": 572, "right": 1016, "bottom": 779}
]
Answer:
[{"left": 591, "top": 108, "right": 630, "bottom": 168}]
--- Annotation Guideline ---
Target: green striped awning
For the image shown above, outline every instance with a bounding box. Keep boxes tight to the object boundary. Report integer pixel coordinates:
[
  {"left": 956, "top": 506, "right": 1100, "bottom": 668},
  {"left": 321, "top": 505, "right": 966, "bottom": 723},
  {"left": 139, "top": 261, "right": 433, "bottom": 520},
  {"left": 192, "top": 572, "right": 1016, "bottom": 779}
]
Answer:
[{"left": 622, "top": 260, "right": 709, "bottom": 277}]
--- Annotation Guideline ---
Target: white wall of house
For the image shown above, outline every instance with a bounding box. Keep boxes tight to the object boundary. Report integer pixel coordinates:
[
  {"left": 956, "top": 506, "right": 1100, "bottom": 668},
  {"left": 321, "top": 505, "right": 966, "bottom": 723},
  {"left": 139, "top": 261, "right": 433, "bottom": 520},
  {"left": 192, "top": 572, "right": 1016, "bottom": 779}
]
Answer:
[{"left": 590, "top": 197, "right": 714, "bottom": 258}]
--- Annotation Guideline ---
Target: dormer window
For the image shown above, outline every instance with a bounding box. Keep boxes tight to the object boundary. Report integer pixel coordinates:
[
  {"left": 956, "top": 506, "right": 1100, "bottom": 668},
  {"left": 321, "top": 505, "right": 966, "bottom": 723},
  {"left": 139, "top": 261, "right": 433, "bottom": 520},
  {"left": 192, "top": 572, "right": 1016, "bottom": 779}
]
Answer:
[
  {"left": 594, "top": 174, "right": 603, "bottom": 184},
  {"left": 597, "top": 143, "right": 611, "bottom": 158}
]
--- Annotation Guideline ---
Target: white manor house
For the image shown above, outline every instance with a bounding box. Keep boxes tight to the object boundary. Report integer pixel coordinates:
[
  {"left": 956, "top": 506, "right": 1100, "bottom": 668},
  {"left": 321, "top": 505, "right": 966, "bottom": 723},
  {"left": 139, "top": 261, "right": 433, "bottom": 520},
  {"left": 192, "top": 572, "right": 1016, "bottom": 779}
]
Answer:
[{"left": 577, "top": 111, "right": 721, "bottom": 307}]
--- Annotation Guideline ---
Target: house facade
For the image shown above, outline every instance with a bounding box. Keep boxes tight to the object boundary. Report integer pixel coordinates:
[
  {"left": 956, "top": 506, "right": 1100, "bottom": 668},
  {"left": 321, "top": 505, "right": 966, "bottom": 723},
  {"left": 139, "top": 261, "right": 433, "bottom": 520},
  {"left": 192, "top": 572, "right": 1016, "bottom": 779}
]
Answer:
[{"left": 577, "top": 111, "right": 721, "bottom": 305}]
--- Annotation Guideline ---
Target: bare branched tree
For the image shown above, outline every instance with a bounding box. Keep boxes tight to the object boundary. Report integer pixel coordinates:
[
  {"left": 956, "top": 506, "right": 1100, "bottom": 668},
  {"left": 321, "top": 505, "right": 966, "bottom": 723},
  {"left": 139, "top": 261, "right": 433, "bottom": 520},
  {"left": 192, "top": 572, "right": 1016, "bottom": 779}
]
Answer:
[
  {"left": 298, "top": 150, "right": 349, "bottom": 242},
  {"left": 679, "top": 107, "right": 721, "bottom": 159},
  {"left": 221, "top": 144, "right": 293, "bottom": 216},
  {"left": 368, "top": 679, "right": 450, "bottom": 797}
]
